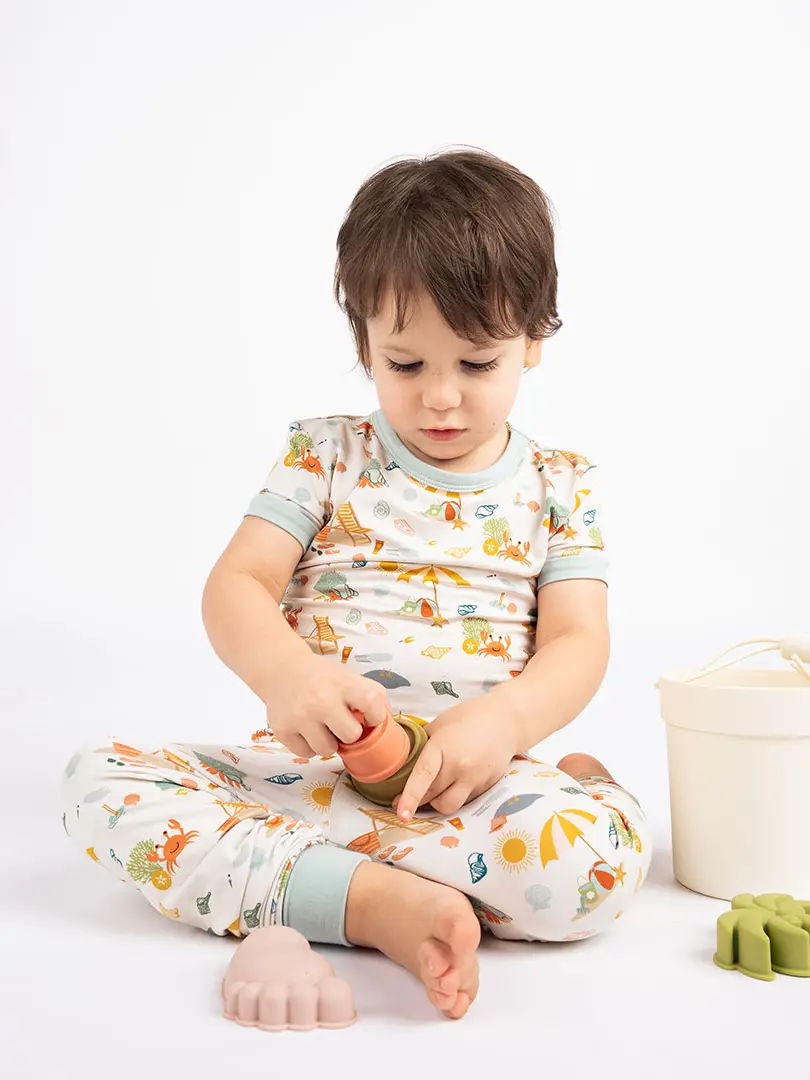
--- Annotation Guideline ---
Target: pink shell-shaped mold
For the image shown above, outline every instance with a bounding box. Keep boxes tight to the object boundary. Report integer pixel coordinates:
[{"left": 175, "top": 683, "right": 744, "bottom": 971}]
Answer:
[{"left": 222, "top": 926, "right": 357, "bottom": 1031}]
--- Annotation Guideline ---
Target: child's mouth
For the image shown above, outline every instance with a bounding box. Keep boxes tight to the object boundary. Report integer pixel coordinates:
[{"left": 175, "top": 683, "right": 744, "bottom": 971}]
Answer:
[{"left": 422, "top": 428, "right": 464, "bottom": 442}]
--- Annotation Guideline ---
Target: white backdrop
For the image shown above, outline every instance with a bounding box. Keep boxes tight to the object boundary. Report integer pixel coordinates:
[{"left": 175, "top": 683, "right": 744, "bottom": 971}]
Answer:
[{"left": 2, "top": 2, "right": 809, "bottom": 1075}]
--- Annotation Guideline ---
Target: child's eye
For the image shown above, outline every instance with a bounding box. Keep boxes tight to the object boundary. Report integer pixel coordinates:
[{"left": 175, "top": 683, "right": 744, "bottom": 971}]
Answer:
[
  {"left": 384, "top": 357, "right": 500, "bottom": 374},
  {"left": 384, "top": 358, "right": 422, "bottom": 374},
  {"left": 462, "top": 358, "right": 500, "bottom": 373}
]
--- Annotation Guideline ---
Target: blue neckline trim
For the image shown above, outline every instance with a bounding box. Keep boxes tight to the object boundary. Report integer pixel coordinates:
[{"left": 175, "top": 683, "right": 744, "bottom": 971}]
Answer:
[{"left": 370, "top": 409, "right": 528, "bottom": 492}]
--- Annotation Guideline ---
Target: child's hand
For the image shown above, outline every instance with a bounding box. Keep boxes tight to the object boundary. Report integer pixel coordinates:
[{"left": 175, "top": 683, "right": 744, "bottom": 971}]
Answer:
[
  {"left": 395, "top": 698, "right": 519, "bottom": 820},
  {"left": 264, "top": 653, "right": 390, "bottom": 758}
]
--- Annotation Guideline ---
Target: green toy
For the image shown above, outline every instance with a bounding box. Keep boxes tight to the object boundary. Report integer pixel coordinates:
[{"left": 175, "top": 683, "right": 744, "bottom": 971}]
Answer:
[{"left": 714, "top": 893, "right": 810, "bottom": 980}]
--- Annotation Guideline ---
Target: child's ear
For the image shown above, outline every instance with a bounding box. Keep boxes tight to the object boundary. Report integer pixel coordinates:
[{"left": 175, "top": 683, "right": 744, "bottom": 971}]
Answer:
[{"left": 524, "top": 337, "right": 543, "bottom": 371}]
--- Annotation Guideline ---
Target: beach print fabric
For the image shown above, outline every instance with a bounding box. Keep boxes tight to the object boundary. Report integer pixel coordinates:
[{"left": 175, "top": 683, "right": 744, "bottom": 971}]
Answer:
[
  {"left": 62, "top": 737, "right": 651, "bottom": 942},
  {"left": 244, "top": 410, "right": 608, "bottom": 725}
]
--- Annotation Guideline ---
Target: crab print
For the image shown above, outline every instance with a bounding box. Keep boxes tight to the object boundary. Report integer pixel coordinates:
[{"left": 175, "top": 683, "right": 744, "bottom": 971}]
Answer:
[
  {"left": 292, "top": 449, "right": 325, "bottom": 479},
  {"left": 478, "top": 629, "right": 512, "bottom": 661},
  {"left": 497, "top": 535, "right": 531, "bottom": 567},
  {"left": 146, "top": 819, "right": 199, "bottom": 875}
]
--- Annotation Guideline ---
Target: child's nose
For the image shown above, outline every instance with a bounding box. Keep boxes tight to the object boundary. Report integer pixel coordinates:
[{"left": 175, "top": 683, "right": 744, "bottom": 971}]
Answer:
[{"left": 421, "top": 375, "right": 461, "bottom": 411}]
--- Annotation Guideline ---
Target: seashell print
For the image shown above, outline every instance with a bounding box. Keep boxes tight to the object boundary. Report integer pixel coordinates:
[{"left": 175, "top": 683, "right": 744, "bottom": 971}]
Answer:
[
  {"left": 421, "top": 645, "right": 452, "bottom": 660},
  {"left": 524, "top": 884, "right": 553, "bottom": 912},
  {"left": 264, "top": 773, "right": 304, "bottom": 786},
  {"left": 365, "top": 621, "right": 388, "bottom": 635},
  {"left": 394, "top": 518, "right": 415, "bottom": 535},
  {"left": 444, "top": 547, "right": 472, "bottom": 558},
  {"left": 457, "top": 604, "right": 478, "bottom": 616},
  {"left": 431, "top": 680, "right": 460, "bottom": 698},
  {"left": 468, "top": 852, "right": 488, "bottom": 884},
  {"left": 475, "top": 504, "right": 498, "bottom": 519}
]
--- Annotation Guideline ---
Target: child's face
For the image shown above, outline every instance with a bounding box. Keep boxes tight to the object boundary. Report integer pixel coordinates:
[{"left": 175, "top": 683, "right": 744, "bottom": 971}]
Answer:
[{"left": 366, "top": 289, "right": 542, "bottom": 471}]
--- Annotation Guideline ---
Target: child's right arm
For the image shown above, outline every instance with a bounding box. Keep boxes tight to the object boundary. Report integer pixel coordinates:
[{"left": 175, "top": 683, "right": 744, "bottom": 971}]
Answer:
[{"left": 201, "top": 515, "right": 389, "bottom": 758}]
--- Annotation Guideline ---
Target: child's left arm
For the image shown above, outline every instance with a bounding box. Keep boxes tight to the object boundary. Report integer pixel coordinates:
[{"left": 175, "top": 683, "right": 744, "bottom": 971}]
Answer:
[
  {"left": 496, "top": 577, "right": 610, "bottom": 751},
  {"left": 396, "top": 579, "right": 609, "bottom": 820}
]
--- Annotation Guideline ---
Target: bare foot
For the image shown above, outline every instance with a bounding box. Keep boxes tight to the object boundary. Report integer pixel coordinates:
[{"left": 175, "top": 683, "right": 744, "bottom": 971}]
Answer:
[
  {"left": 557, "top": 752, "right": 616, "bottom": 782},
  {"left": 345, "top": 860, "right": 481, "bottom": 1019}
]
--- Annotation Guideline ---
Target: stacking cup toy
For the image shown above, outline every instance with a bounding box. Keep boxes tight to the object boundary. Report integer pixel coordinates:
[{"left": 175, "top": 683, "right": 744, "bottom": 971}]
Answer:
[{"left": 337, "top": 711, "right": 429, "bottom": 807}]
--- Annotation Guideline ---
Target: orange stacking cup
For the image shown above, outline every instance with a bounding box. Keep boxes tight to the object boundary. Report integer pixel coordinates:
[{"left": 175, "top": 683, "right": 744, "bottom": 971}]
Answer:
[{"left": 337, "top": 709, "right": 410, "bottom": 784}]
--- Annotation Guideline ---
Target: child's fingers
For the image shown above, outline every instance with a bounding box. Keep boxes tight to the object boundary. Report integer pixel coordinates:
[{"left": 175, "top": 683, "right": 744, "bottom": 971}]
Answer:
[
  {"left": 418, "top": 771, "right": 454, "bottom": 810},
  {"left": 397, "top": 741, "right": 443, "bottom": 821},
  {"left": 302, "top": 724, "right": 339, "bottom": 758},
  {"left": 349, "top": 686, "right": 389, "bottom": 727},
  {"left": 329, "top": 708, "right": 365, "bottom": 745},
  {"left": 277, "top": 732, "right": 317, "bottom": 759},
  {"left": 430, "top": 782, "right": 472, "bottom": 817}
]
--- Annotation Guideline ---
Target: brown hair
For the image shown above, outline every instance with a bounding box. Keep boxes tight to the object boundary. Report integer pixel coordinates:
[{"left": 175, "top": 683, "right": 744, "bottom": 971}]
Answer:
[{"left": 333, "top": 146, "right": 562, "bottom": 373}]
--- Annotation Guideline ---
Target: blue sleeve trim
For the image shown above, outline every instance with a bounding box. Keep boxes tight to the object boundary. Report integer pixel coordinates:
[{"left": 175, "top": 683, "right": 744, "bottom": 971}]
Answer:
[
  {"left": 537, "top": 552, "right": 609, "bottom": 589},
  {"left": 244, "top": 490, "right": 324, "bottom": 552}
]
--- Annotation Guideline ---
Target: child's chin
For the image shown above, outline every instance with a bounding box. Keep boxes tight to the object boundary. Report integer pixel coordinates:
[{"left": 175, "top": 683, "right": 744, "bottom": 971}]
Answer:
[{"left": 422, "top": 442, "right": 468, "bottom": 462}]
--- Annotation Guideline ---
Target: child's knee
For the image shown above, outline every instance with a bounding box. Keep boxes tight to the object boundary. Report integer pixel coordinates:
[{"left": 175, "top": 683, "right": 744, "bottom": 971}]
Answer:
[
  {"left": 59, "top": 738, "right": 165, "bottom": 831},
  {"left": 483, "top": 806, "right": 650, "bottom": 942}
]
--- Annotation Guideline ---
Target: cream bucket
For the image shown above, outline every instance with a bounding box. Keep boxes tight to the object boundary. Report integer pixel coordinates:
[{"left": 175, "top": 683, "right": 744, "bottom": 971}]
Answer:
[{"left": 657, "top": 636, "right": 810, "bottom": 901}]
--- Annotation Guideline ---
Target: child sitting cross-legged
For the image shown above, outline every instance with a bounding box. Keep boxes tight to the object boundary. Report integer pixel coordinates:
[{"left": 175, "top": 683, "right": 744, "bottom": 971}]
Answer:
[{"left": 62, "top": 148, "right": 651, "bottom": 1020}]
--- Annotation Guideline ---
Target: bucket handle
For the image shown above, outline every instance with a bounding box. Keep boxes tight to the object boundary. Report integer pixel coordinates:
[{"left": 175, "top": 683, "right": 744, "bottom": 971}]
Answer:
[{"left": 678, "top": 635, "right": 810, "bottom": 684}]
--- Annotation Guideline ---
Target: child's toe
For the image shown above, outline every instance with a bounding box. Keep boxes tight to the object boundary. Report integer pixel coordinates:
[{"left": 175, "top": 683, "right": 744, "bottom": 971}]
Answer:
[{"left": 418, "top": 936, "right": 453, "bottom": 980}]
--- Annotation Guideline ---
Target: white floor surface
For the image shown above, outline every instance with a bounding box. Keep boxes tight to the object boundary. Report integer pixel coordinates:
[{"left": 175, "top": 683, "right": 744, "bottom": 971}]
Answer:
[{"left": 2, "top": 628, "right": 805, "bottom": 1080}]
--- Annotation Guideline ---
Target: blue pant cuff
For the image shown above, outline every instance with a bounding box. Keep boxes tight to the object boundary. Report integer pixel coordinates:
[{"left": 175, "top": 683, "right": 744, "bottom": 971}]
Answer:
[{"left": 280, "top": 843, "right": 369, "bottom": 946}]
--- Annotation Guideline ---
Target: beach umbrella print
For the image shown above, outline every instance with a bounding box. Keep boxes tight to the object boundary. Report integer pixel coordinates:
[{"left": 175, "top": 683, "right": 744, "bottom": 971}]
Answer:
[
  {"left": 539, "top": 808, "right": 614, "bottom": 870},
  {"left": 396, "top": 564, "right": 470, "bottom": 627}
]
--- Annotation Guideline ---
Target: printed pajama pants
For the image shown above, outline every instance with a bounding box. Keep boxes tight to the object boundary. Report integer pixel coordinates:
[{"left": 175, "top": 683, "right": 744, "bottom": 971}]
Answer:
[{"left": 61, "top": 734, "right": 652, "bottom": 942}]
